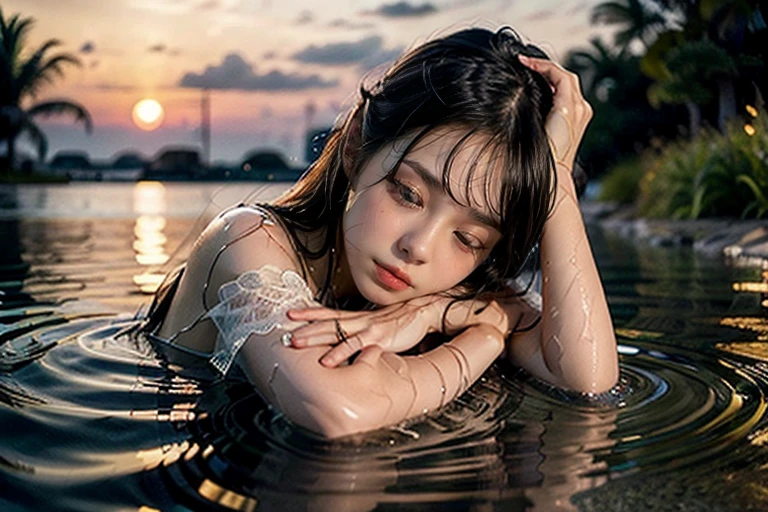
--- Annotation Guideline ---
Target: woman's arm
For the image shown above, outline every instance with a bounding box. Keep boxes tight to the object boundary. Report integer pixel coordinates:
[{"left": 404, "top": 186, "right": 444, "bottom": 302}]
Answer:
[
  {"left": 508, "top": 55, "right": 618, "bottom": 393},
  {"left": 161, "top": 206, "right": 505, "bottom": 438},
  {"left": 506, "top": 164, "right": 618, "bottom": 393},
  {"left": 237, "top": 320, "right": 504, "bottom": 438}
]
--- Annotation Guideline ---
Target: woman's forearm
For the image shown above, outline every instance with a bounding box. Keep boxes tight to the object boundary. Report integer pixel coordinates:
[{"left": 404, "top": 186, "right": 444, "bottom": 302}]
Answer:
[
  {"left": 237, "top": 322, "right": 505, "bottom": 438},
  {"left": 511, "top": 166, "right": 618, "bottom": 392}
]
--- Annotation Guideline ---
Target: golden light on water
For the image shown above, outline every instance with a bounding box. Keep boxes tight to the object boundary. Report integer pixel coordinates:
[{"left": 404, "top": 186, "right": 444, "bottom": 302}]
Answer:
[
  {"left": 132, "top": 98, "right": 165, "bottom": 131},
  {"left": 133, "top": 181, "right": 169, "bottom": 293},
  {"left": 732, "top": 282, "right": 768, "bottom": 293}
]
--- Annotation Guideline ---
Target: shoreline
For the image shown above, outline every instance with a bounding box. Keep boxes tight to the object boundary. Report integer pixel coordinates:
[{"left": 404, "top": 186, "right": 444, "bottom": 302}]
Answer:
[{"left": 582, "top": 201, "right": 768, "bottom": 267}]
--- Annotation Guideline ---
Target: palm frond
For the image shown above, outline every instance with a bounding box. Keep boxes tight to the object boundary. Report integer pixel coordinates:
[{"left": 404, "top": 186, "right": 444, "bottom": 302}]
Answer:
[
  {"left": 27, "top": 100, "right": 93, "bottom": 133},
  {"left": 17, "top": 117, "right": 48, "bottom": 161},
  {"left": 17, "top": 48, "right": 80, "bottom": 100}
]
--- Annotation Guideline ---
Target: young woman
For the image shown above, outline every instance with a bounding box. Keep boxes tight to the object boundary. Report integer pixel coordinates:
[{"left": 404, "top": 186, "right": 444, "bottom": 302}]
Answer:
[{"left": 143, "top": 26, "right": 619, "bottom": 438}]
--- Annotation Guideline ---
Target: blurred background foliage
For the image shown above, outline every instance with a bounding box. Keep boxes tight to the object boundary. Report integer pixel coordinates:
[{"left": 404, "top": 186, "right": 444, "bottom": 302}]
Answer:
[{"left": 568, "top": 0, "right": 767, "bottom": 219}]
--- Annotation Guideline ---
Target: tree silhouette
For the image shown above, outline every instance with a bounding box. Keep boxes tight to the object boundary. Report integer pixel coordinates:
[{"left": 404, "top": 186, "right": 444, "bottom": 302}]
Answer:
[
  {"left": 590, "top": 0, "right": 666, "bottom": 50},
  {"left": 0, "top": 8, "right": 92, "bottom": 172}
]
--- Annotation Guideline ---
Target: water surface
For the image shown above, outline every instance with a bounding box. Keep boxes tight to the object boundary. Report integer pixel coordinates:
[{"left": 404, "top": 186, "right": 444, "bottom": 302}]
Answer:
[{"left": 1, "top": 182, "right": 768, "bottom": 512}]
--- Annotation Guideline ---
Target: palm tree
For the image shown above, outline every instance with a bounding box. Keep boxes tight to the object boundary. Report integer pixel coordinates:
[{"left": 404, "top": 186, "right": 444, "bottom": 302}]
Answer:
[
  {"left": 647, "top": 40, "right": 737, "bottom": 136},
  {"left": 0, "top": 8, "right": 92, "bottom": 172},
  {"left": 590, "top": 0, "right": 667, "bottom": 50},
  {"left": 640, "top": 0, "right": 764, "bottom": 131},
  {"left": 566, "top": 37, "right": 631, "bottom": 101}
]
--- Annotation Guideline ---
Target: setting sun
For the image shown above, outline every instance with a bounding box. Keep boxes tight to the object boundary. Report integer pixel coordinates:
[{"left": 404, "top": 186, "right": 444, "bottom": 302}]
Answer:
[{"left": 131, "top": 99, "right": 164, "bottom": 131}]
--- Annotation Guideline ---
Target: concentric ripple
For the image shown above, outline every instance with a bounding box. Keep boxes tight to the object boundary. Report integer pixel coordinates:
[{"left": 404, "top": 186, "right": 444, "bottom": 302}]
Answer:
[
  {"left": 3, "top": 197, "right": 768, "bottom": 511},
  {"left": 3, "top": 301, "right": 768, "bottom": 510}
]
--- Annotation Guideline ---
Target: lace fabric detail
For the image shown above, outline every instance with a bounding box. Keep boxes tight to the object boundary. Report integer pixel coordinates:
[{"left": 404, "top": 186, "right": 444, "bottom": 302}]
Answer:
[{"left": 205, "top": 265, "right": 316, "bottom": 374}]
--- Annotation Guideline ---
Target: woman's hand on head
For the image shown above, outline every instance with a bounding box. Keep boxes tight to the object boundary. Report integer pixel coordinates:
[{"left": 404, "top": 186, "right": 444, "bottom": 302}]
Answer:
[
  {"left": 285, "top": 296, "right": 448, "bottom": 367},
  {"left": 517, "top": 55, "right": 593, "bottom": 173}
]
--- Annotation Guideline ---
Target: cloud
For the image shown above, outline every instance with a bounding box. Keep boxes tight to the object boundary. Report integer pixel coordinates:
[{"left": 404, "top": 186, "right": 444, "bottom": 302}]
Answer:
[
  {"left": 80, "top": 41, "right": 95, "bottom": 54},
  {"left": 198, "top": 0, "right": 219, "bottom": 9},
  {"left": 293, "top": 35, "right": 384, "bottom": 65},
  {"left": 366, "top": 2, "right": 438, "bottom": 18},
  {"left": 179, "top": 53, "right": 338, "bottom": 91},
  {"left": 262, "top": 51, "right": 277, "bottom": 60},
  {"left": 92, "top": 83, "right": 138, "bottom": 91},
  {"left": 566, "top": 1, "right": 589, "bottom": 15},
  {"left": 522, "top": 8, "right": 555, "bottom": 22},
  {"left": 328, "top": 18, "right": 375, "bottom": 30},
  {"left": 148, "top": 44, "right": 182, "bottom": 55},
  {"left": 358, "top": 46, "right": 404, "bottom": 73},
  {"left": 295, "top": 10, "right": 314, "bottom": 25}
]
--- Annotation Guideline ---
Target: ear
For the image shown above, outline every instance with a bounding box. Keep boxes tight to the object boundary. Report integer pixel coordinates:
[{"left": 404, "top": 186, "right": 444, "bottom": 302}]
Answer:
[{"left": 341, "top": 105, "right": 364, "bottom": 178}]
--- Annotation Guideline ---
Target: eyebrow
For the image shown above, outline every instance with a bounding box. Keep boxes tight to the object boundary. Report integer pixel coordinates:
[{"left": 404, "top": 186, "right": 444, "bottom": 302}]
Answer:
[{"left": 401, "top": 158, "right": 501, "bottom": 231}]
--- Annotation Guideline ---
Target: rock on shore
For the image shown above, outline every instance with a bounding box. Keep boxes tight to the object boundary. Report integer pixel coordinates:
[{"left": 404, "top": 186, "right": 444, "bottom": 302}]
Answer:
[{"left": 581, "top": 201, "right": 768, "bottom": 267}]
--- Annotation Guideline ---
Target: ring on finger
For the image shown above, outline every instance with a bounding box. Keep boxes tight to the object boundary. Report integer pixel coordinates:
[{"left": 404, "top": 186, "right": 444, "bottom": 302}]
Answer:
[{"left": 334, "top": 318, "right": 348, "bottom": 344}]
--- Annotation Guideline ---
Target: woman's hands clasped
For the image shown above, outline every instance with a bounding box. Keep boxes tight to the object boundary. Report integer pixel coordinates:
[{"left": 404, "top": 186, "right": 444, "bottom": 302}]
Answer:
[
  {"left": 287, "top": 294, "right": 528, "bottom": 368},
  {"left": 286, "top": 296, "right": 447, "bottom": 367}
]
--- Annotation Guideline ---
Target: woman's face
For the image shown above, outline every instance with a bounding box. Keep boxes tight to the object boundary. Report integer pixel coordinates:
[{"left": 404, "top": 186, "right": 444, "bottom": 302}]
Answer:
[{"left": 342, "top": 126, "right": 503, "bottom": 306}]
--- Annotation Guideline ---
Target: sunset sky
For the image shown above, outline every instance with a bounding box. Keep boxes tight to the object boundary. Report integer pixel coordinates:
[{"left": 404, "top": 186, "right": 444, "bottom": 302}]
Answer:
[{"left": 6, "top": 0, "right": 615, "bottom": 165}]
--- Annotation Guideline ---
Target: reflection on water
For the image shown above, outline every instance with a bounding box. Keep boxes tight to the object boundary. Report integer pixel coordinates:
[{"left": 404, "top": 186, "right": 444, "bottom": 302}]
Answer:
[
  {"left": 1, "top": 183, "right": 768, "bottom": 511},
  {"left": 133, "top": 182, "right": 170, "bottom": 294}
]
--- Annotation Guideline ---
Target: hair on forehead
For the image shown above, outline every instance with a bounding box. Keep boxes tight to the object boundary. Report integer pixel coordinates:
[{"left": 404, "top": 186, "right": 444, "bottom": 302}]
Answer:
[
  {"left": 385, "top": 124, "right": 510, "bottom": 224},
  {"left": 272, "top": 26, "right": 558, "bottom": 304}
]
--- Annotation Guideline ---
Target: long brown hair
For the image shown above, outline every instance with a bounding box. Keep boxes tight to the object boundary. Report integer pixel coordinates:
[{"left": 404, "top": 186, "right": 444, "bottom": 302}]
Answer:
[{"left": 271, "top": 26, "right": 557, "bottom": 302}]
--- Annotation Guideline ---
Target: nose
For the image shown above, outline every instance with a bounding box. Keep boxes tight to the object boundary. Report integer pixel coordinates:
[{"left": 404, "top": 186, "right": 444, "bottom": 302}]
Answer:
[{"left": 397, "top": 220, "right": 438, "bottom": 265}]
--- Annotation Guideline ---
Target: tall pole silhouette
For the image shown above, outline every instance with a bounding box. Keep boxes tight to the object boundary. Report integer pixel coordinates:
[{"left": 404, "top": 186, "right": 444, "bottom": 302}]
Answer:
[{"left": 201, "top": 88, "right": 211, "bottom": 165}]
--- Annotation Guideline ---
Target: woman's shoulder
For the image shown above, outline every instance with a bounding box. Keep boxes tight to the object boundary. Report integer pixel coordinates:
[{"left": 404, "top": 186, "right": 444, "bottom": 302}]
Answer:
[{"left": 193, "top": 203, "right": 304, "bottom": 280}]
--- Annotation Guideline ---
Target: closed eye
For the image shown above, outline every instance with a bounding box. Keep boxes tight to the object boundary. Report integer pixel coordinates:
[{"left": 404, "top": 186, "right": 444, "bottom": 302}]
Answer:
[
  {"left": 389, "top": 177, "right": 423, "bottom": 208},
  {"left": 455, "top": 231, "right": 485, "bottom": 252}
]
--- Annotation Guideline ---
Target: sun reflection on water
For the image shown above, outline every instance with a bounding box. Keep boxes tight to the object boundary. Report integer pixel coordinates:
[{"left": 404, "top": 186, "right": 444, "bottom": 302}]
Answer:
[{"left": 132, "top": 182, "right": 169, "bottom": 293}]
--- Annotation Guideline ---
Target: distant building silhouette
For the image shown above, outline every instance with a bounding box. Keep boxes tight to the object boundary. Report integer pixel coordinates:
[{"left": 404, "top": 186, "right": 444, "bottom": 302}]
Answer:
[
  {"left": 50, "top": 150, "right": 91, "bottom": 170},
  {"left": 111, "top": 151, "right": 147, "bottom": 170},
  {"left": 144, "top": 146, "right": 204, "bottom": 180},
  {"left": 239, "top": 150, "right": 301, "bottom": 181}
]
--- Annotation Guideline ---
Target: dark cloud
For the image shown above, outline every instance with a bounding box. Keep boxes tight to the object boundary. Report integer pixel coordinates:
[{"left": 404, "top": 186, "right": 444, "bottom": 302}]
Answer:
[
  {"left": 295, "top": 10, "right": 314, "bottom": 25},
  {"left": 366, "top": 2, "right": 438, "bottom": 18},
  {"left": 328, "top": 18, "right": 375, "bottom": 29},
  {"left": 358, "top": 46, "right": 404, "bottom": 73},
  {"left": 293, "top": 35, "right": 383, "bottom": 65},
  {"left": 179, "top": 53, "right": 338, "bottom": 91},
  {"left": 80, "top": 41, "right": 95, "bottom": 54}
]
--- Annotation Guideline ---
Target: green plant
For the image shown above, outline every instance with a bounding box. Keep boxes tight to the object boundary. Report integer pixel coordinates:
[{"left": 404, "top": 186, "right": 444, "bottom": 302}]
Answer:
[
  {"left": 598, "top": 156, "right": 647, "bottom": 204},
  {"left": 637, "top": 105, "right": 768, "bottom": 219}
]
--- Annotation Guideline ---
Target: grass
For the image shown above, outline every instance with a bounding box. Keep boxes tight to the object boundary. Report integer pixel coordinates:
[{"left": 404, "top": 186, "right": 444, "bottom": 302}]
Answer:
[{"left": 598, "top": 106, "right": 768, "bottom": 219}]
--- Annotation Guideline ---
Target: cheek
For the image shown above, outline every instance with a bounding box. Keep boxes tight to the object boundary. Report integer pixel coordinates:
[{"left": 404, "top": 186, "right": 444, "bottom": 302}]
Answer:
[{"left": 344, "top": 187, "right": 399, "bottom": 248}]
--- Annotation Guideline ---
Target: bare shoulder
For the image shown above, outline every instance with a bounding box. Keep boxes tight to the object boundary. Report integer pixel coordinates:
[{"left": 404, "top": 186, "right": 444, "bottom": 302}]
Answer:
[
  {"left": 184, "top": 205, "right": 307, "bottom": 305},
  {"left": 198, "top": 205, "right": 300, "bottom": 266}
]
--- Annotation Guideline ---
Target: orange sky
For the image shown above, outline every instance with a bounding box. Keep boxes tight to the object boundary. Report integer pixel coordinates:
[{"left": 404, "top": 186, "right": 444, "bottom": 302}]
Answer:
[{"left": 6, "top": 0, "right": 614, "bottom": 164}]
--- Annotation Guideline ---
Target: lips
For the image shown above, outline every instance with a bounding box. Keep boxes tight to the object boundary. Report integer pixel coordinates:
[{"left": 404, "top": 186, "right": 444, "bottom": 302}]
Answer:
[{"left": 374, "top": 261, "right": 412, "bottom": 291}]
